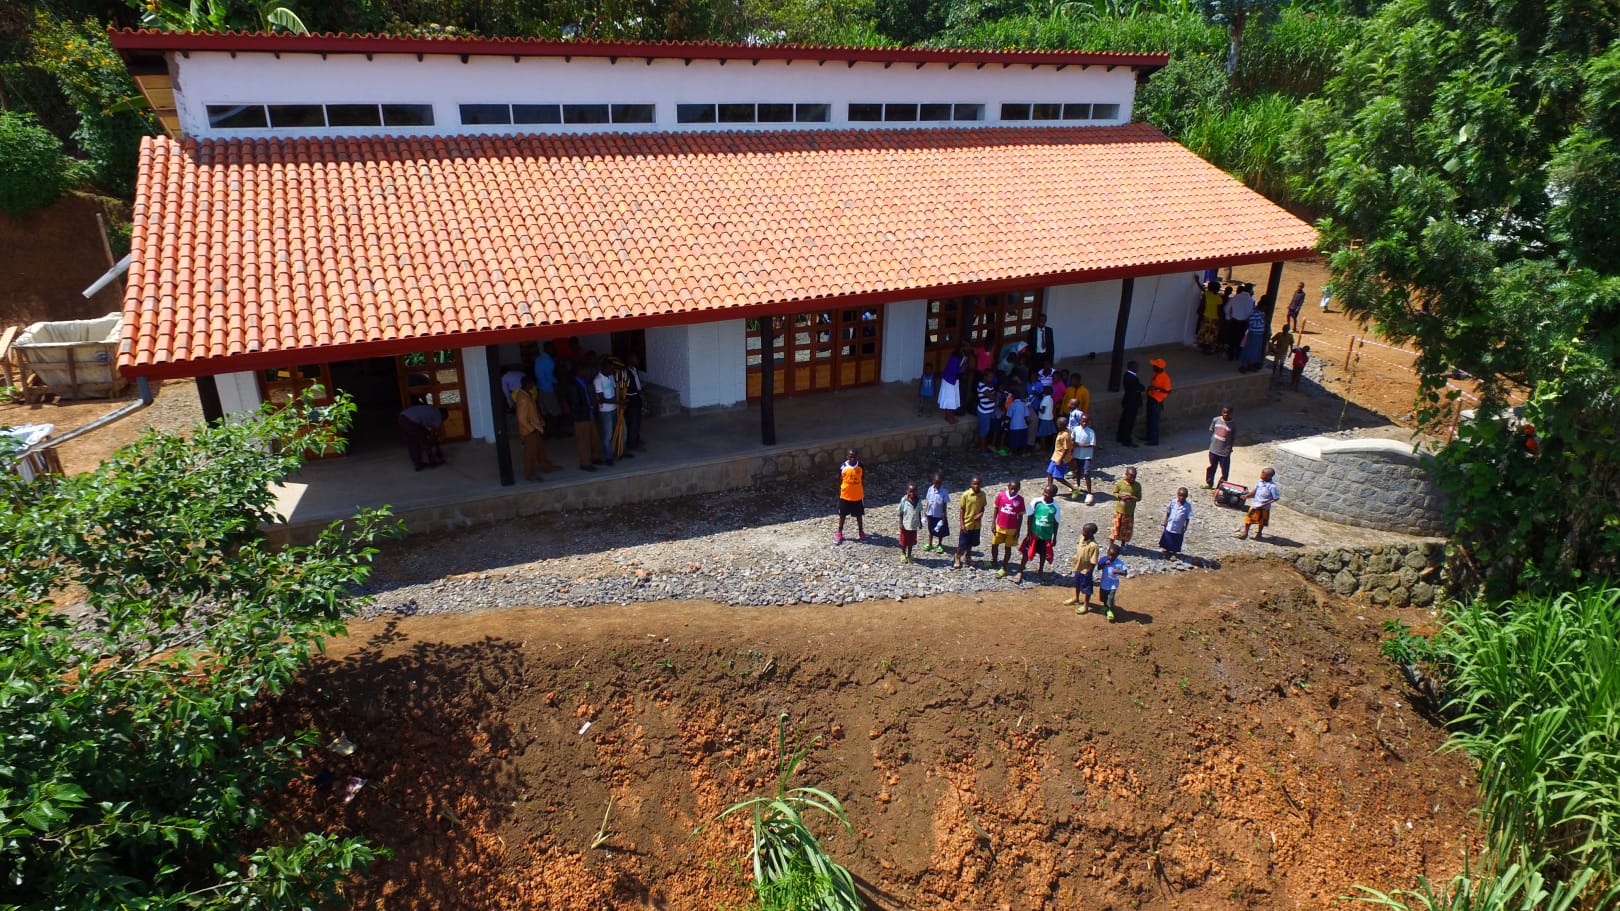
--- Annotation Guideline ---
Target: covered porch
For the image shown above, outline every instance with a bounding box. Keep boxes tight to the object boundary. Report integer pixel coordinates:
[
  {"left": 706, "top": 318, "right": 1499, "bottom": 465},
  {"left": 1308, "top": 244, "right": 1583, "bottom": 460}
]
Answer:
[{"left": 267, "top": 343, "right": 1271, "bottom": 544}]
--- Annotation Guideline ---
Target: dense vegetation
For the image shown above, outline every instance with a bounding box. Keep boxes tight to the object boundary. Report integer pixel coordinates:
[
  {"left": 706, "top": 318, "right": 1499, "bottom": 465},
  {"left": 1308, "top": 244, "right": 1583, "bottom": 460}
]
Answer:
[{"left": 0, "top": 398, "right": 394, "bottom": 909}]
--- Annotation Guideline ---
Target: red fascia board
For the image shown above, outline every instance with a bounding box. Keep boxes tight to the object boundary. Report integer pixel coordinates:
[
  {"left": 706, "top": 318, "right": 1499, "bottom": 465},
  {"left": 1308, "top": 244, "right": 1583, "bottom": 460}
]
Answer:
[
  {"left": 107, "top": 29, "right": 1168, "bottom": 70},
  {"left": 120, "top": 245, "right": 1311, "bottom": 381}
]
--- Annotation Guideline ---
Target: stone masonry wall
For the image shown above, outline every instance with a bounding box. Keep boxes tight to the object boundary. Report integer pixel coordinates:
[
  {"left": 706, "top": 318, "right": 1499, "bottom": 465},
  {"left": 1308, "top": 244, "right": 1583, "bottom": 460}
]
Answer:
[
  {"left": 1292, "top": 541, "right": 1448, "bottom": 608},
  {"left": 1274, "top": 437, "right": 1445, "bottom": 537}
]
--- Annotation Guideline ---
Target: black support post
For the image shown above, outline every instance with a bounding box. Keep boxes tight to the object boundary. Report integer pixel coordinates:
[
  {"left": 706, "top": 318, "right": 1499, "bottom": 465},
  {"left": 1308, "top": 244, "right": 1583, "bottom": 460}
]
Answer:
[
  {"left": 485, "top": 346, "right": 515, "bottom": 487},
  {"left": 1107, "top": 277, "right": 1135, "bottom": 393},
  {"left": 760, "top": 318, "right": 777, "bottom": 446},
  {"left": 1262, "top": 261, "right": 1285, "bottom": 339}
]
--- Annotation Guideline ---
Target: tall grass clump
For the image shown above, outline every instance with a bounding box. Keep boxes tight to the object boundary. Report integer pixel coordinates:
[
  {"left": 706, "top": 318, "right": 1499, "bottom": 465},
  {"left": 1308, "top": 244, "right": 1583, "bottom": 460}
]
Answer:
[
  {"left": 1364, "top": 586, "right": 1620, "bottom": 910},
  {"left": 1179, "top": 92, "right": 1300, "bottom": 202},
  {"left": 704, "top": 714, "right": 860, "bottom": 911},
  {"left": 1232, "top": 7, "right": 1361, "bottom": 98}
]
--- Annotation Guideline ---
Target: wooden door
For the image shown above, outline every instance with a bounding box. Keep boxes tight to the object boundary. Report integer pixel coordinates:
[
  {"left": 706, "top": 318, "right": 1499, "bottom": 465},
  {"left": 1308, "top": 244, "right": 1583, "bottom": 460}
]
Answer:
[
  {"left": 747, "top": 307, "right": 883, "bottom": 399},
  {"left": 396, "top": 349, "right": 471, "bottom": 442},
  {"left": 257, "top": 363, "right": 342, "bottom": 458}
]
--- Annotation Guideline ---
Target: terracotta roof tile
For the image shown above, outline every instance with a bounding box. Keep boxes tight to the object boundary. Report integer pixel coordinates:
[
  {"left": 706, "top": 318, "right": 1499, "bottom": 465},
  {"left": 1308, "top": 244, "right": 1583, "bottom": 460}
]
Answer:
[{"left": 121, "top": 124, "right": 1316, "bottom": 376}]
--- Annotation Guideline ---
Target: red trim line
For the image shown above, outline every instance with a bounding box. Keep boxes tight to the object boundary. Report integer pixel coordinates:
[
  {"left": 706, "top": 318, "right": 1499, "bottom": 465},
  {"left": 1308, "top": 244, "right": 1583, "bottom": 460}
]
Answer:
[
  {"left": 119, "top": 247, "right": 1311, "bottom": 380},
  {"left": 108, "top": 29, "right": 1169, "bottom": 70}
]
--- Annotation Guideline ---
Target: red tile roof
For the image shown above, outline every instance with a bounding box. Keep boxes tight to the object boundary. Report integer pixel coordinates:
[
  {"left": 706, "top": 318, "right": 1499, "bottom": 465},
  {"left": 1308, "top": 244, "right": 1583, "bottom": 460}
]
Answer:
[
  {"left": 109, "top": 29, "right": 1169, "bottom": 70},
  {"left": 121, "top": 124, "right": 1318, "bottom": 377}
]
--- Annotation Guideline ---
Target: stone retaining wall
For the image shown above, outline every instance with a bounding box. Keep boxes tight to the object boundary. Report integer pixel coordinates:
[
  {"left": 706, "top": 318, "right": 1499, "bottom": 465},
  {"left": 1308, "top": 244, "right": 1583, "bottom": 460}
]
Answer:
[
  {"left": 1274, "top": 436, "right": 1444, "bottom": 536},
  {"left": 1292, "top": 541, "right": 1448, "bottom": 607}
]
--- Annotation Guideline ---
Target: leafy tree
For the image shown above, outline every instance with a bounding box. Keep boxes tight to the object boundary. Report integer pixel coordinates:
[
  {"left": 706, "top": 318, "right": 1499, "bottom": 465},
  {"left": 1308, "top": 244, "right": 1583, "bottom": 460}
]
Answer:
[
  {"left": 28, "top": 13, "right": 157, "bottom": 197},
  {"left": 1199, "top": 0, "right": 1288, "bottom": 75},
  {"left": 1290, "top": 0, "right": 1620, "bottom": 597},
  {"left": 0, "top": 110, "right": 73, "bottom": 216},
  {"left": 130, "top": 0, "right": 310, "bottom": 33},
  {"left": 0, "top": 394, "right": 395, "bottom": 909}
]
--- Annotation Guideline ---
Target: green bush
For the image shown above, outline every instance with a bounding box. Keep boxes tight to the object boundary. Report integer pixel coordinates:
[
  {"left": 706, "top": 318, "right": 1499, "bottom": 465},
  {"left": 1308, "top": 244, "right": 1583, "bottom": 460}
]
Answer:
[
  {"left": 1137, "top": 52, "right": 1232, "bottom": 137},
  {"left": 0, "top": 111, "right": 72, "bottom": 217}
]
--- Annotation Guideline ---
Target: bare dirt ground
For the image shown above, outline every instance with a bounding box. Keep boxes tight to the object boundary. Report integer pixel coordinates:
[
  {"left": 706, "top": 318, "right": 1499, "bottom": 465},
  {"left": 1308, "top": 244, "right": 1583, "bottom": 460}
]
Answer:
[
  {"left": 0, "top": 378, "right": 201, "bottom": 474},
  {"left": 1226, "top": 260, "right": 1482, "bottom": 430},
  {"left": 266, "top": 561, "right": 1477, "bottom": 911}
]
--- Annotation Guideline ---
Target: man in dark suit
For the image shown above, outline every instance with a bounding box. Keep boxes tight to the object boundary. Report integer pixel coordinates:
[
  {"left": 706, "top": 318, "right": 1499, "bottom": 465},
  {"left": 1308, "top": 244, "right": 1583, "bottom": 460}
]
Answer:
[
  {"left": 1117, "top": 360, "right": 1143, "bottom": 447},
  {"left": 1026, "top": 314, "right": 1055, "bottom": 368}
]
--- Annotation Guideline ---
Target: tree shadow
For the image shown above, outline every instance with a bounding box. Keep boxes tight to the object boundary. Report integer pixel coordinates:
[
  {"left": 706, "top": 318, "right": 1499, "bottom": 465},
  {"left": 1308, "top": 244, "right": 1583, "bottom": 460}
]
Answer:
[{"left": 259, "top": 619, "right": 527, "bottom": 909}]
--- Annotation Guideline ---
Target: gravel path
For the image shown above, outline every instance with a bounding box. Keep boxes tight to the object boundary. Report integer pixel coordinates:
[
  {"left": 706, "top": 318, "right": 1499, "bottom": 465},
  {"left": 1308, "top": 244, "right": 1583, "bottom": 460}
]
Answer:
[{"left": 360, "top": 380, "right": 1429, "bottom": 616}]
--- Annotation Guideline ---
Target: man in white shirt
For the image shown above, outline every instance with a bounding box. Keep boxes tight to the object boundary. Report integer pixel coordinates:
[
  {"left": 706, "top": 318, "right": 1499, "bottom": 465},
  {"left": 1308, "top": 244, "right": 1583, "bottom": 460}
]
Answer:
[{"left": 593, "top": 362, "right": 632, "bottom": 466}]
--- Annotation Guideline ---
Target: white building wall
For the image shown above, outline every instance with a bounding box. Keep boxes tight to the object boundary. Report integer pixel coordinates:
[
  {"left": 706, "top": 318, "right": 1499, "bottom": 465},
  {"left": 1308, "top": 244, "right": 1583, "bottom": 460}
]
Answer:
[
  {"left": 644, "top": 324, "right": 691, "bottom": 403},
  {"left": 172, "top": 51, "right": 1140, "bottom": 139},
  {"left": 880, "top": 299, "right": 927, "bottom": 383},
  {"left": 688, "top": 319, "right": 746, "bottom": 408},
  {"left": 214, "top": 370, "right": 264, "bottom": 416},
  {"left": 1043, "top": 271, "right": 1200, "bottom": 363},
  {"left": 1045, "top": 279, "right": 1125, "bottom": 361},
  {"left": 643, "top": 319, "right": 745, "bottom": 408},
  {"left": 461, "top": 345, "right": 496, "bottom": 442},
  {"left": 1125, "top": 273, "right": 1200, "bottom": 349}
]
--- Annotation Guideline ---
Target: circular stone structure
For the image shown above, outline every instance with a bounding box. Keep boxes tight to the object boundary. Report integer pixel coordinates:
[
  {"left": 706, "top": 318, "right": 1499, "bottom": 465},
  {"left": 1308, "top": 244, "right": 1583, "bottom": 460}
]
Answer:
[{"left": 1273, "top": 436, "right": 1445, "bottom": 536}]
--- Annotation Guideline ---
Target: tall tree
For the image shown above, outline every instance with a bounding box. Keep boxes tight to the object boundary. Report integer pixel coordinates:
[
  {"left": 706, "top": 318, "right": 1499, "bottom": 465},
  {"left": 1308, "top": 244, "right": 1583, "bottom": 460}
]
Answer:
[{"left": 1290, "top": 0, "right": 1620, "bottom": 597}]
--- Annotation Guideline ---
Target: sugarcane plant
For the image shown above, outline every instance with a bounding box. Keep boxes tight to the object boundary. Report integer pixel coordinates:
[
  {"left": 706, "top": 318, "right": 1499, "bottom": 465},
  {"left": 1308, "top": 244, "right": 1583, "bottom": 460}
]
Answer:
[{"left": 703, "top": 714, "right": 861, "bottom": 911}]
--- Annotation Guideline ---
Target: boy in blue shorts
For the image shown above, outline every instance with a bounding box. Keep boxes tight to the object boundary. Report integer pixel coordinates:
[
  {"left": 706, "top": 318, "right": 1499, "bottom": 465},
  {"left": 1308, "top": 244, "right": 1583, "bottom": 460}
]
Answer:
[
  {"left": 1065, "top": 522, "right": 1100, "bottom": 612},
  {"left": 1096, "top": 544, "right": 1129, "bottom": 622}
]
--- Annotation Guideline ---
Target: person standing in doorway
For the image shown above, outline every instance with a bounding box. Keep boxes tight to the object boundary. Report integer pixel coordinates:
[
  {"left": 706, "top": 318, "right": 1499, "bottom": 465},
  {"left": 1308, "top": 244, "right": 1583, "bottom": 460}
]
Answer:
[
  {"left": 1111, "top": 465, "right": 1142, "bottom": 548},
  {"left": 1117, "top": 360, "right": 1143, "bottom": 447},
  {"left": 514, "top": 376, "right": 555, "bottom": 481},
  {"left": 937, "top": 347, "right": 964, "bottom": 424},
  {"left": 1145, "top": 358, "right": 1172, "bottom": 446},
  {"left": 623, "top": 354, "right": 647, "bottom": 451},
  {"left": 1204, "top": 406, "right": 1235, "bottom": 488},
  {"left": 566, "top": 363, "right": 603, "bottom": 472},
  {"left": 1026, "top": 313, "right": 1055, "bottom": 370},
  {"left": 835, "top": 449, "right": 866, "bottom": 544}
]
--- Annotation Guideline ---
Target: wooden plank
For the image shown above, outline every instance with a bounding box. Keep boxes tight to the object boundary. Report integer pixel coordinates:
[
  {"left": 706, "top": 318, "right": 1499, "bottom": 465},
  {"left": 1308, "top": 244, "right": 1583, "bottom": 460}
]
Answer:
[{"left": 0, "top": 326, "right": 17, "bottom": 389}]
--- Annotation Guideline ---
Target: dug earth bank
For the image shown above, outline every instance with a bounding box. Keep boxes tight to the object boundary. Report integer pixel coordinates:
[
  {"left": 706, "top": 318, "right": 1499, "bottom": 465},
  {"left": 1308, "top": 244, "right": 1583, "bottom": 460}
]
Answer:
[{"left": 267, "top": 559, "right": 1476, "bottom": 910}]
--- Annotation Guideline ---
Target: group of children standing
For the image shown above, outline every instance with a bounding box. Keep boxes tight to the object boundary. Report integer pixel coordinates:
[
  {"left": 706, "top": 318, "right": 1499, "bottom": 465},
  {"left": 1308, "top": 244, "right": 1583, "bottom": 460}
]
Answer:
[
  {"left": 919, "top": 359, "right": 1090, "bottom": 461},
  {"left": 838, "top": 448, "right": 1150, "bottom": 623}
]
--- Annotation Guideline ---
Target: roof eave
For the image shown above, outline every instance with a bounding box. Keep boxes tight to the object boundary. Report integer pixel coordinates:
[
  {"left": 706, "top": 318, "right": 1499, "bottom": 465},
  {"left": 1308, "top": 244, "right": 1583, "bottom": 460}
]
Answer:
[
  {"left": 118, "top": 245, "right": 1313, "bottom": 380},
  {"left": 106, "top": 29, "right": 1170, "bottom": 73}
]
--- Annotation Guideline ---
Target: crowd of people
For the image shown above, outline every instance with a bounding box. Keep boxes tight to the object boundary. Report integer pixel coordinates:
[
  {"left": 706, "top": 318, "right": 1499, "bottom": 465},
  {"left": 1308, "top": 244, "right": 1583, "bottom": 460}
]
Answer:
[{"left": 834, "top": 425, "right": 1284, "bottom": 622}]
